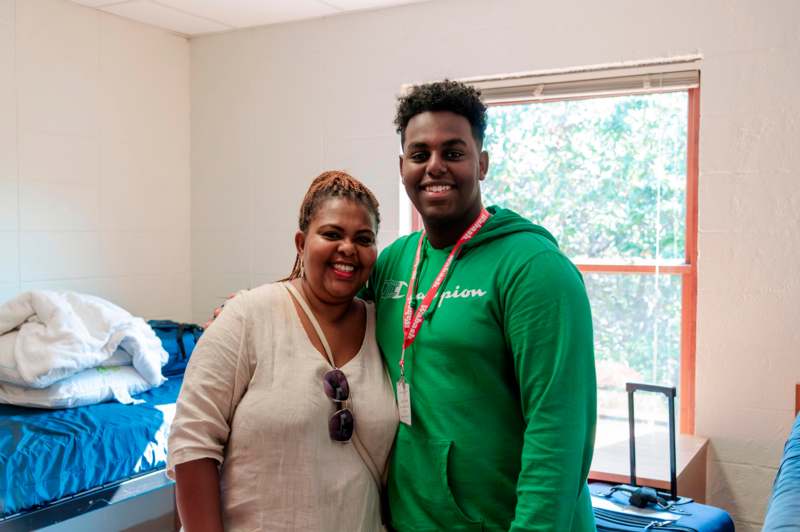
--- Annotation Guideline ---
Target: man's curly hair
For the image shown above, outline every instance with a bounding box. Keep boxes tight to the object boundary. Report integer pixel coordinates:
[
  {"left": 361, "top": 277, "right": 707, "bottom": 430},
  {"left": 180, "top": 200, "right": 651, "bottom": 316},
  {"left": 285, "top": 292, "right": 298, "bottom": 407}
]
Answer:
[{"left": 394, "top": 80, "right": 488, "bottom": 147}]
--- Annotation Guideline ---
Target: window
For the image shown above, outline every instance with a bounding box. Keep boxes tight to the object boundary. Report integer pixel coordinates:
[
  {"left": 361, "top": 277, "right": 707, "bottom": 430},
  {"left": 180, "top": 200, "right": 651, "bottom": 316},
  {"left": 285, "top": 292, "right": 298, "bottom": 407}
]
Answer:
[
  {"left": 406, "top": 60, "right": 700, "bottom": 441},
  {"left": 480, "top": 65, "right": 699, "bottom": 442}
]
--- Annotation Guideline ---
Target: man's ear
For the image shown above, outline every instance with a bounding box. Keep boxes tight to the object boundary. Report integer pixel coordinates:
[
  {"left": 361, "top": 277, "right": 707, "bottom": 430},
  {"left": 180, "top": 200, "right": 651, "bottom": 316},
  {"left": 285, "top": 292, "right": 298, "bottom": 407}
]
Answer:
[
  {"left": 294, "top": 231, "right": 305, "bottom": 256},
  {"left": 479, "top": 150, "right": 489, "bottom": 181},
  {"left": 399, "top": 154, "right": 405, "bottom": 182}
]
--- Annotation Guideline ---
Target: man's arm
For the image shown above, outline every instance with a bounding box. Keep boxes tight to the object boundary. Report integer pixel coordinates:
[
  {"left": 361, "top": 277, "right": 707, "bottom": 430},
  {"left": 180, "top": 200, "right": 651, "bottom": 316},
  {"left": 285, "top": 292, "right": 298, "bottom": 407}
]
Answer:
[{"left": 504, "top": 251, "right": 597, "bottom": 531}]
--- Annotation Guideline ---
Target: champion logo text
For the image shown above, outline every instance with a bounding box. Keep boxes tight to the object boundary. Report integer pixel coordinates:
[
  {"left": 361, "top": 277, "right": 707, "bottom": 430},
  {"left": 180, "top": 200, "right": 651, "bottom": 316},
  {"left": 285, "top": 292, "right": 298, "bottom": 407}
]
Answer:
[{"left": 380, "top": 280, "right": 486, "bottom": 307}]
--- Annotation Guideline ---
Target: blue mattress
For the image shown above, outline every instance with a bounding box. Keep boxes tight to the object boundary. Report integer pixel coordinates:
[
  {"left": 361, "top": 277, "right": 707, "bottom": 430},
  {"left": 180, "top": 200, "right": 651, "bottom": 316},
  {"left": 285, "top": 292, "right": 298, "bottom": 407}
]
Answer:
[
  {"left": 763, "top": 412, "right": 800, "bottom": 530},
  {"left": 0, "top": 376, "right": 183, "bottom": 518}
]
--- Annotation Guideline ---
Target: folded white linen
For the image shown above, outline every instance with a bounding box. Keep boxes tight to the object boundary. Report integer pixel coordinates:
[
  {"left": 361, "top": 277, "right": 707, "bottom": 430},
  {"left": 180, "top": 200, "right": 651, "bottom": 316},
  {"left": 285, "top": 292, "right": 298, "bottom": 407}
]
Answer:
[
  {"left": 0, "top": 331, "right": 19, "bottom": 384},
  {"left": 0, "top": 330, "right": 132, "bottom": 387},
  {"left": 0, "top": 291, "right": 167, "bottom": 389},
  {"left": 0, "top": 365, "right": 153, "bottom": 409}
]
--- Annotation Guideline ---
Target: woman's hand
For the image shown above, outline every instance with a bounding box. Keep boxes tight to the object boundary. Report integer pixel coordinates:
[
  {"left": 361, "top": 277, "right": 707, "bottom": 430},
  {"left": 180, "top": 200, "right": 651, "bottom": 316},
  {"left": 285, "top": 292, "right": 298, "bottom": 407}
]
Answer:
[{"left": 175, "top": 458, "right": 224, "bottom": 532}]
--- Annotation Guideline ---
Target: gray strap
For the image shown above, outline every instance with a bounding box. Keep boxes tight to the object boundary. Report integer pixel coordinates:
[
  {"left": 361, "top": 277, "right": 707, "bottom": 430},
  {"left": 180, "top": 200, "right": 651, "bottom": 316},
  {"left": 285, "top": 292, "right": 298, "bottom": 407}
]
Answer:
[
  {"left": 282, "top": 282, "right": 384, "bottom": 490},
  {"left": 284, "top": 282, "right": 336, "bottom": 368},
  {"left": 352, "top": 431, "right": 383, "bottom": 489}
]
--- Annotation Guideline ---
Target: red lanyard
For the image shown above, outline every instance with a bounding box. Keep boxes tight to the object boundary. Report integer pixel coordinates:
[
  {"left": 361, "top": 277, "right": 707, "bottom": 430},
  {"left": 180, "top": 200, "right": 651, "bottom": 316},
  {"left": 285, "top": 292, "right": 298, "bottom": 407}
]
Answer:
[{"left": 399, "top": 208, "right": 490, "bottom": 379}]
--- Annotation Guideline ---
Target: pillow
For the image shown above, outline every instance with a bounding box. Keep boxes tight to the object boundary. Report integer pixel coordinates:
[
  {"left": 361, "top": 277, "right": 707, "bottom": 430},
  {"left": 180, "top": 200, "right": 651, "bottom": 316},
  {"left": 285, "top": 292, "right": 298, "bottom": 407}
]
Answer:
[{"left": 0, "top": 366, "right": 153, "bottom": 409}]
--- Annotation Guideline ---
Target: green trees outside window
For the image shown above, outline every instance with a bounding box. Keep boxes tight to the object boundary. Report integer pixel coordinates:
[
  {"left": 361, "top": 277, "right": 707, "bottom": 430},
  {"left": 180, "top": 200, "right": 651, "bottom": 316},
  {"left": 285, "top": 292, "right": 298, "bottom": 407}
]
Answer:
[{"left": 483, "top": 92, "right": 689, "bottom": 434}]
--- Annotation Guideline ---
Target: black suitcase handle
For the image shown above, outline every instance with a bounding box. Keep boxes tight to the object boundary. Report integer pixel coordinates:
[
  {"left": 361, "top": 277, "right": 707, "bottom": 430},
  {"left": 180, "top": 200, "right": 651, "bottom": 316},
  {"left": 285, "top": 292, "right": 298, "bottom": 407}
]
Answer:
[{"left": 626, "top": 382, "right": 678, "bottom": 500}]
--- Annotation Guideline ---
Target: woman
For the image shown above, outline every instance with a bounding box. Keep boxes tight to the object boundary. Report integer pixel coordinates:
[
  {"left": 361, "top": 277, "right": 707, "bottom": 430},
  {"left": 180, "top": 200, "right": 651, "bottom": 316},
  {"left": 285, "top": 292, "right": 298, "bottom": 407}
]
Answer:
[{"left": 168, "top": 171, "right": 399, "bottom": 532}]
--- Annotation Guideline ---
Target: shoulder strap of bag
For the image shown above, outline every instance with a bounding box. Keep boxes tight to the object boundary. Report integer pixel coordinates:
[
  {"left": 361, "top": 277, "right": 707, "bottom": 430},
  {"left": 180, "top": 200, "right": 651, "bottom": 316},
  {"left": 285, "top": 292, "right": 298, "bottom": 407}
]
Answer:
[
  {"left": 176, "top": 322, "right": 187, "bottom": 361},
  {"left": 282, "top": 282, "right": 384, "bottom": 490},
  {"left": 284, "top": 282, "right": 336, "bottom": 368}
]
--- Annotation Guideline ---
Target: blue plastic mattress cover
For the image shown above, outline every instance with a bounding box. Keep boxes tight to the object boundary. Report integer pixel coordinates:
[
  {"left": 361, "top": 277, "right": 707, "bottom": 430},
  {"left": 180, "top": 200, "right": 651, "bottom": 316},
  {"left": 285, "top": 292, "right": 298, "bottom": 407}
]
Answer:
[
  {"left": 763, "top": 412, "right": 800, "bottom": 531},
  {"left": 0, "top": 376, "right": 183, "bottom": 517}
]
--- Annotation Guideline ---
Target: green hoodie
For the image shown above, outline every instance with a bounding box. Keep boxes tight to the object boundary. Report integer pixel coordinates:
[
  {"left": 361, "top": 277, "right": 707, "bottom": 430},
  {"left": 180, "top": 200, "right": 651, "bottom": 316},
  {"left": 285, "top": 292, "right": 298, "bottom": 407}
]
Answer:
[{"left": 366, "top": 206, "right": 597, "bottom": 531}]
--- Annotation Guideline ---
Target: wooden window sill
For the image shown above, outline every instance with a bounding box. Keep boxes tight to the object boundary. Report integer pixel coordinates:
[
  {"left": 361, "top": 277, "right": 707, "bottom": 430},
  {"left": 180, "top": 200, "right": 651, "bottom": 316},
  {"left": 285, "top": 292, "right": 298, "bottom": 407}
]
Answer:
[{"left": 589, "top": 433, "right": 709, "bottom": 503}]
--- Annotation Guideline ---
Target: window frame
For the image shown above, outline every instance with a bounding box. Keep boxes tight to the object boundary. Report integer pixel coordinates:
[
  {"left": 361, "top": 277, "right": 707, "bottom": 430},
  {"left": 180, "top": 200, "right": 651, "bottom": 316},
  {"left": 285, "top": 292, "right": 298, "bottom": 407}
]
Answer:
[{"left": 408, "top": 77, "right": 700, "bottom": 435}]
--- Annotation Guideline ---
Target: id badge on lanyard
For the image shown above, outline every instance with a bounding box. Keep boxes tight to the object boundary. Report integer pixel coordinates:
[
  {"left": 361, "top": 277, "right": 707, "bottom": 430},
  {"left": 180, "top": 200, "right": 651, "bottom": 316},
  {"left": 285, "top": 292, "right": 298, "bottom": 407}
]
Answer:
[
  {"left": 397, "top": 378, "right": 412, "bottom": 425},
  {"left": 396, "top": 208, "right": 490, "bottom": 426}
]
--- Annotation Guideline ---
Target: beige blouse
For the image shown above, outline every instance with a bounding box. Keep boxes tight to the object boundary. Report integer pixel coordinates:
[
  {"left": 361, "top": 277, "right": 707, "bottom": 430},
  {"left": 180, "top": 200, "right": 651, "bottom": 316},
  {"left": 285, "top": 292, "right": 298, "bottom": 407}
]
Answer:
[{"left": 168, "top": 283, "right": 399, "bottom": 532}]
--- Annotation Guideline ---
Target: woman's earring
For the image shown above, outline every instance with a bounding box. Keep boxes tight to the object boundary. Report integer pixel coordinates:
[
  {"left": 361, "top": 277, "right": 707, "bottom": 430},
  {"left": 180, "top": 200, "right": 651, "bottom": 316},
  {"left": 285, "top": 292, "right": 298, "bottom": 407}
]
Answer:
[{"left": 299, "top": 256, "right": 305, "bottom": 279}]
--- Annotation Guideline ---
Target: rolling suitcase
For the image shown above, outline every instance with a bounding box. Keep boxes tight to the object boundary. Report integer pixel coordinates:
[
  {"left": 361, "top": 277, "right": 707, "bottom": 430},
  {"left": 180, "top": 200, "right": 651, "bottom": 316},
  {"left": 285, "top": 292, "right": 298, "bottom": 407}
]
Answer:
[{"left": 590, "top": 382, "right": 735, "bottom": 532}]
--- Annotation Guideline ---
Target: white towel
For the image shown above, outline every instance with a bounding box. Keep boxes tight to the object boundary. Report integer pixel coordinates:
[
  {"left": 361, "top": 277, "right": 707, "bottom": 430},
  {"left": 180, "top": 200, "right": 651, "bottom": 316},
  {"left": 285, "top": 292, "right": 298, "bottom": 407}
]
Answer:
[{"left": 0, "top": 291, "right": 167, "bottom": 389}]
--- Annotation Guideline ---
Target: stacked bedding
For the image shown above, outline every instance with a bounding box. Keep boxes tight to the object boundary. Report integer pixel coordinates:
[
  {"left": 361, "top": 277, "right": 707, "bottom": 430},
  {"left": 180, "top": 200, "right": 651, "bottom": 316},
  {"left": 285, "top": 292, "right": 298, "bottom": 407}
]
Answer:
[{"left": 0, "top": 291, "right": 168, "bottom": 408}]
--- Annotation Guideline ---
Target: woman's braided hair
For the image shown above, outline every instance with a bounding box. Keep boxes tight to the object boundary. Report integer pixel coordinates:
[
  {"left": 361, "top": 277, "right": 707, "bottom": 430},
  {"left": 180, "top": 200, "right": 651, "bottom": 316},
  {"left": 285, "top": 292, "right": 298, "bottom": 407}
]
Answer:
[{"left": 285, "top": 170, "right": 380, "bottom": 280}]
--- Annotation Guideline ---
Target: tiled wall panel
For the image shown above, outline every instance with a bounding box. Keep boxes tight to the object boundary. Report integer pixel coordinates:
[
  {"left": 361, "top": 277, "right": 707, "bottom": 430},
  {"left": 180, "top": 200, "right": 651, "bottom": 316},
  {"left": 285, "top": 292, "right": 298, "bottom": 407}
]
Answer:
[{"left": 5, "top": 0, "right": 191, "bottom": 321}]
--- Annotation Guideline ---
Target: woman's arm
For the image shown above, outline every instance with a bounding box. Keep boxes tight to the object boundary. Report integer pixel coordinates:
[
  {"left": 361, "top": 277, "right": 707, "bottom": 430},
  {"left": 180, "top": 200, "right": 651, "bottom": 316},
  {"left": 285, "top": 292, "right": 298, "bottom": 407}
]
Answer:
[
  {"left": 168, "top": 294, "right": 253, "bottom": 529},
  {"left": 175, "top": 458, "right": 224, "bottom": 532}
]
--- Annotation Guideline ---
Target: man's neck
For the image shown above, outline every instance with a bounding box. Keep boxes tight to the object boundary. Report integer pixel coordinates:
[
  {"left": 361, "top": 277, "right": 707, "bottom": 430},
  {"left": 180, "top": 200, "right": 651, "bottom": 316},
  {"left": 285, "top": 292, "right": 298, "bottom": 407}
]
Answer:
[{"left": 423, "top": 205, "right": 484, "bottom": 249}]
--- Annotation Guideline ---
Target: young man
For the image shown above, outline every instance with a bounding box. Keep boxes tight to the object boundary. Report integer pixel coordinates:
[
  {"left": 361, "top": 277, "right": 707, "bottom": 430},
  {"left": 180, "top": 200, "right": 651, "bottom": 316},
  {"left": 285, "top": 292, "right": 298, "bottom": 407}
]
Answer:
[
  {"left": 365, "top": 80, "right": 596, "bottom": 531},
  {"left": 207, "top": 80, "right": 597, "bottom": 531}
]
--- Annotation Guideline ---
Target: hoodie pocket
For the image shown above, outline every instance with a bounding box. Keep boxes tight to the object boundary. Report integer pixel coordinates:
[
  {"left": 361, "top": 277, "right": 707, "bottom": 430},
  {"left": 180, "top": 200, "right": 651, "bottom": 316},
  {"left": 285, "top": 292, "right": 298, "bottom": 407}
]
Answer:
[{"left": 391, "top": 430, "right": 483, "bottom": 531}]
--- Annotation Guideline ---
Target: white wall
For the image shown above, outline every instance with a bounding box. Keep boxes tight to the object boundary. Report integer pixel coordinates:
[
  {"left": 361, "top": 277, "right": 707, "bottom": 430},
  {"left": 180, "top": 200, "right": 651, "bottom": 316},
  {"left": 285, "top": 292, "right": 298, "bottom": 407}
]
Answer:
[
  {"left": 0, "top": 0, "right": 191, "bottom": 320},
  {"left": 190, "top": 1, "right": 800, "bottom": 530},
  {"left": 2, "top": 0, "right": 796, "bottom": 529}
]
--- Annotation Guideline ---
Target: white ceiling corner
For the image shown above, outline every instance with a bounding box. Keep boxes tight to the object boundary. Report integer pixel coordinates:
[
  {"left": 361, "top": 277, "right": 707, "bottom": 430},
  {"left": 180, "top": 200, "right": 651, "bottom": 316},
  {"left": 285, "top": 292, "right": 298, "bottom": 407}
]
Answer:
[
  {"left": 69, "top": 0, "right": 123, "bottom": 7},
  {"left": 99, "top": 1, "right": 231, "bottom": 36},
  {"left": 156, "top": 0, "right": 337, "bottom": 29},
  {"left": 324, "top": 0, "right": 427, "bottom": 9},
  {"left": 68, "top": 0, "right": 432, "bottom": 36}
]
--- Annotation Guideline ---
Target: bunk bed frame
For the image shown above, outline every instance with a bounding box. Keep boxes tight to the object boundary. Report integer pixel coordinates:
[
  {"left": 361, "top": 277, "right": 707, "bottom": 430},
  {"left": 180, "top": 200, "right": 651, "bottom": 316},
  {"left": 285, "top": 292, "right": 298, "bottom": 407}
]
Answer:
[{"left": 0, "top": 470, "right": 174, "bottom": 531}]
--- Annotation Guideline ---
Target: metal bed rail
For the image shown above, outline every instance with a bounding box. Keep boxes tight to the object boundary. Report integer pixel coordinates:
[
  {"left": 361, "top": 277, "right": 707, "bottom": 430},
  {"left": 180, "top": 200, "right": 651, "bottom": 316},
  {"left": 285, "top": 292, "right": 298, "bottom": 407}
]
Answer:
[{"left": 0, "top": 469, "right": 174, "bottom": 531}]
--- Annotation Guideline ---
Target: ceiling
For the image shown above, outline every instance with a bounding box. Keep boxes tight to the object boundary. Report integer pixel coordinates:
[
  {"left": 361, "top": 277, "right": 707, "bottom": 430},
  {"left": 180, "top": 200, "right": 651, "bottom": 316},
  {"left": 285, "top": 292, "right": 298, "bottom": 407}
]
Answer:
[{"left": 68, "top": 0, "right": 430, "bottom": 37}]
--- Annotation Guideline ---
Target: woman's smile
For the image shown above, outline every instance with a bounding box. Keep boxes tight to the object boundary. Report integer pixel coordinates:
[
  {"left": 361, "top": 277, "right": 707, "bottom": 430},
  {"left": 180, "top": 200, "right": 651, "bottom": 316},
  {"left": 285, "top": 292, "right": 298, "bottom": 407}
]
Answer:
[{"left": 330, "top": 261, "right": 357, "bottom": 280}]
